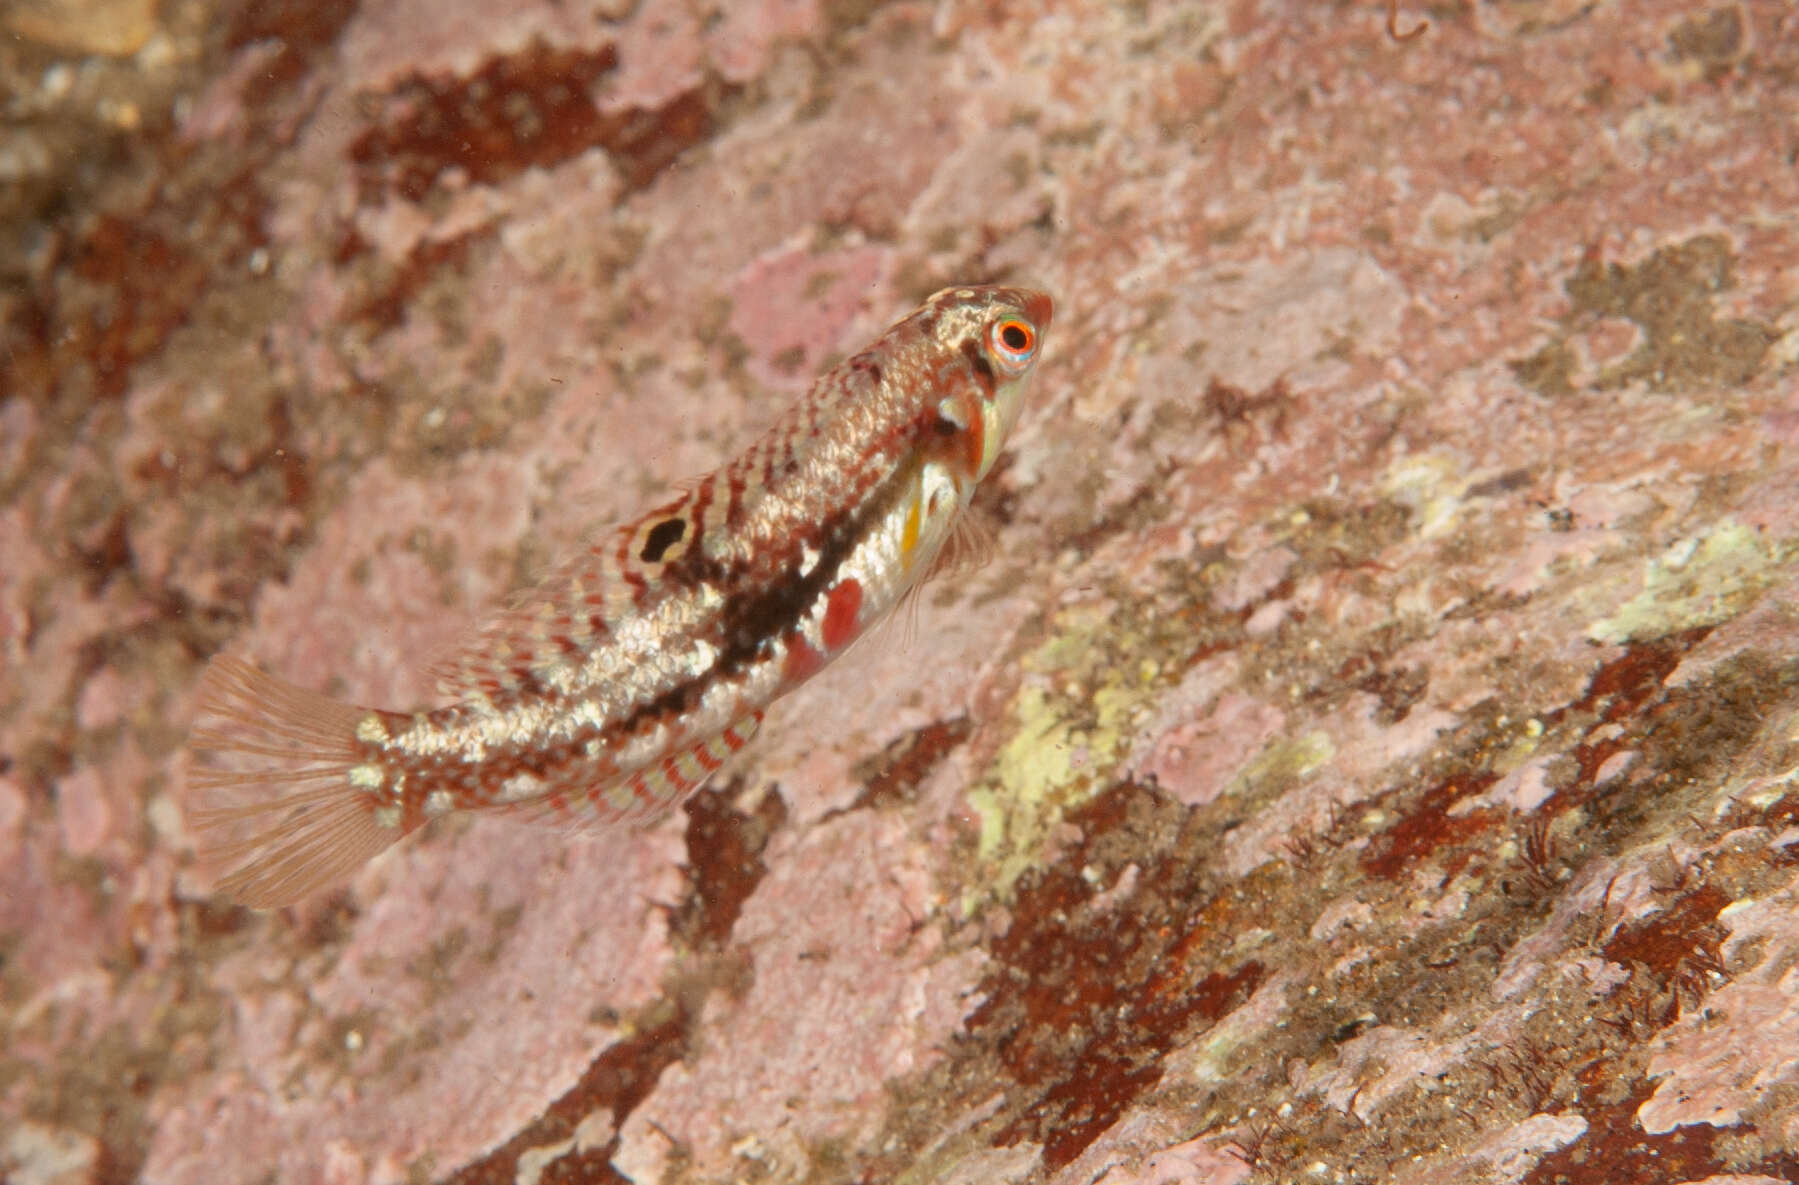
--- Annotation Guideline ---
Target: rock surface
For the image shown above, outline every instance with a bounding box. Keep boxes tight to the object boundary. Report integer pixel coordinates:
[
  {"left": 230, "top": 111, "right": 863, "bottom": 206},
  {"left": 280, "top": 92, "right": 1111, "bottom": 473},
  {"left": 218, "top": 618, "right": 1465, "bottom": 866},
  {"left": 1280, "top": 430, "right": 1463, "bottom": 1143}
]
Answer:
[{"left": 4, "top": 2, "right": 1799, "bottom": 1183}]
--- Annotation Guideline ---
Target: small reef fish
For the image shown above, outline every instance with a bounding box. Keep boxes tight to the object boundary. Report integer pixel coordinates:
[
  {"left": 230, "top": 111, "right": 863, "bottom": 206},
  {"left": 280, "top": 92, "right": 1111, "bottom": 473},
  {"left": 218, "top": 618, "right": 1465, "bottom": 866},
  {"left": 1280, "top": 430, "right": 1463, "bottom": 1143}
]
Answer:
[{"left": 188, "top": 285, "right": 1053, "bottom": 907}]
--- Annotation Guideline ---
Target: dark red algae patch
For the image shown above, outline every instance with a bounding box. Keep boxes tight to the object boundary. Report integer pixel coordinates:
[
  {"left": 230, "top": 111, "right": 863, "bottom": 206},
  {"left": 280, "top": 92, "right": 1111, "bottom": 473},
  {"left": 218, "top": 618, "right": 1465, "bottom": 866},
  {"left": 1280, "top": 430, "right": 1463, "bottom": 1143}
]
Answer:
[
  {"left": 337, "top": 38, "right": 737, "bottom": 332},
  {"left": 1358, "top": 627, "right": 1729, "bottom": 884},
  {"left": 6, "top": 199, "right": 216, "bottom": 409},
  {"left": 1562, "top": 627, "right": 1712, "bottom": 725},
  {"left": 347, "top": 41, "right": 732, "bottom": 207},
  {"left": 1359, "top": 772, "right": 1500, "bottom": 882},
  {"left": 223, "top": 0, "right": 362, "bottom": 108},
  {"left": 1519, "top": 1075, "right": 1799, "bottom": 1185},
  {"left": 67, "top": 216, "right": 211, "bottom": 400},
  {"left": 1603, "top": 881, "right": 1728, "bottom": 991},
  {"left": 966, "top": 782, "right": 1266, "bottom": 1171},
  {"left": 1539, "top": 626, "right": 1726, "bottom": 818},
  {"left": 842, "top": 716, "right": 973, "bottom": 814},
  {"left": 671, "top": 781, "right": 788, "bottom": 950},
  {"left": 438, "top": 1009, "right": 687, "bottom": 1185}
]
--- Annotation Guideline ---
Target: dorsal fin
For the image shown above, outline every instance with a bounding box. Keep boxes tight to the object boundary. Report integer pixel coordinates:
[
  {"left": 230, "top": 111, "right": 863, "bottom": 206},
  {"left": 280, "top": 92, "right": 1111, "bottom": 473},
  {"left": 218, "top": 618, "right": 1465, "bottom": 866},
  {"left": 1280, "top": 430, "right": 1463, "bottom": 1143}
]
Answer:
[{"left": 430, "top": 519, "right": 647, "bottom": 703}]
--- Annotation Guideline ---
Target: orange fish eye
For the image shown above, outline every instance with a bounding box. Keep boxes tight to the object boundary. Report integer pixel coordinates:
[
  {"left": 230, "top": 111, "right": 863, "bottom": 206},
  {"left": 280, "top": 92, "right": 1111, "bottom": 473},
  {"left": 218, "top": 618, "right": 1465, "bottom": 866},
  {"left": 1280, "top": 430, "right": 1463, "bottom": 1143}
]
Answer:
[{"left": 989, "top": 318, "right": 1037, "bottom": 369}]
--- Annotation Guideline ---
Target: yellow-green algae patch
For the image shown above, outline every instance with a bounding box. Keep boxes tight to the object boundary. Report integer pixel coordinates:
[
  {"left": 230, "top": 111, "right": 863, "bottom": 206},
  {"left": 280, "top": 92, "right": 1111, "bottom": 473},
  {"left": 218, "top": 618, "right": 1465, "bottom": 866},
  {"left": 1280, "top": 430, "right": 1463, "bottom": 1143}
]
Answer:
[
  {"left": 967, "top": 601, "right": 1157, "bottom": 899},
  {"left": 1379, "top": 453, "right": 1469, "bottom": 541},
  {"left": 964, "top": 586, "right": 1333, "bottom": 903},
  {"left": 1588, "top": 519, "right": 1790, "bottom": 644},
  {"left": 1225, "top": 728, "right": 1333, "bottom": 800}
]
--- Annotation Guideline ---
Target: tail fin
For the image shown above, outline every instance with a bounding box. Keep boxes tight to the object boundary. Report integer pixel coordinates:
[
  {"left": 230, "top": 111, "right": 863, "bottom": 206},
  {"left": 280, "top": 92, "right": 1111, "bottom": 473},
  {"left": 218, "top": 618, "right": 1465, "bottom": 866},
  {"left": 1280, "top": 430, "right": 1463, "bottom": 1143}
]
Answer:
[{"left": 186, "top": 656, "right": 401, "bottom": 908}]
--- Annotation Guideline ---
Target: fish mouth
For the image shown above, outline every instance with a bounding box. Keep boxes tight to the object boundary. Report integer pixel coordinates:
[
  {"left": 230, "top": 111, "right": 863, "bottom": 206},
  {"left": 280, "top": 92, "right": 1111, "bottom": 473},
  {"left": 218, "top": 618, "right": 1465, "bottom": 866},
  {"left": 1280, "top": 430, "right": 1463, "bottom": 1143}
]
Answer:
[{"left": 1021, "top": 288, "right": 1054, "bottom": 333}]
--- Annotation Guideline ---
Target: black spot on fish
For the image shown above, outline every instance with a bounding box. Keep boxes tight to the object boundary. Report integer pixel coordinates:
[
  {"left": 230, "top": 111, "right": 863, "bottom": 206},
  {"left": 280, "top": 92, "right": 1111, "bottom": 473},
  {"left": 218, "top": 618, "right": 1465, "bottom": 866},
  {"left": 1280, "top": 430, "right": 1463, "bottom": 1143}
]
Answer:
[
  {"left": 641, "top": 517, "right": 687, "bottom": 563},
  {"left": 959, "top": 337, "right": 997, "bottom": 394},
  {"left": 851, "top": 353, "right": 883, "bottom": 385}
]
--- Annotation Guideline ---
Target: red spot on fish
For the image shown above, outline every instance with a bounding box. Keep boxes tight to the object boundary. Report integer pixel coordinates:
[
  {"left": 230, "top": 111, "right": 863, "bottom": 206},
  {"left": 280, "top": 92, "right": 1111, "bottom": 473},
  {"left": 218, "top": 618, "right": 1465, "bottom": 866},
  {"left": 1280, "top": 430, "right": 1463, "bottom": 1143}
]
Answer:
[
  {"left": 964, "top": 406, "right": 986, "bottom": 476},
  {"left": 784, "top": 634, "right": 825, "bottom": 683},
  {"left": 823, "top": 579, "right": 863, "bottom": 651}
]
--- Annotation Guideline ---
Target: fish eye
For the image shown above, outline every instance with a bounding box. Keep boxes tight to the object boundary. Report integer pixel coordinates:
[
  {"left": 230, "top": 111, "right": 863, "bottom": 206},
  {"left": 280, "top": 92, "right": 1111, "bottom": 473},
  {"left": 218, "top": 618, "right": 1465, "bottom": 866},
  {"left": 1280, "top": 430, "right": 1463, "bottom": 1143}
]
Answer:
[{"left": 988, "top": 318, "right": 1037, "bottom": 372}]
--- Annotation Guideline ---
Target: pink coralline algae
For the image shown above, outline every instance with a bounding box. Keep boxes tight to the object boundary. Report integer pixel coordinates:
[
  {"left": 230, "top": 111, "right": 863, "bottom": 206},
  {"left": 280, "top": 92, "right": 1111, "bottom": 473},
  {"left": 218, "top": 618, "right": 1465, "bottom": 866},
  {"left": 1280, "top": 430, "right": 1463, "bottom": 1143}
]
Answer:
[{"left": 6, "top": 2, "right": 1799, "bottom": 1185}]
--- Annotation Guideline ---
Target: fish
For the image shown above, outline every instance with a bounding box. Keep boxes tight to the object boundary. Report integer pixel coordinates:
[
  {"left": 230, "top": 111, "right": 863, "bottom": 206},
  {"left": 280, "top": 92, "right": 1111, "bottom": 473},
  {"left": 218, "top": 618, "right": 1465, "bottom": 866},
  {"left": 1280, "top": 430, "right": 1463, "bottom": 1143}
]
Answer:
[{"left": 187, "top": 284, "right": 1053, "bottom": 907}]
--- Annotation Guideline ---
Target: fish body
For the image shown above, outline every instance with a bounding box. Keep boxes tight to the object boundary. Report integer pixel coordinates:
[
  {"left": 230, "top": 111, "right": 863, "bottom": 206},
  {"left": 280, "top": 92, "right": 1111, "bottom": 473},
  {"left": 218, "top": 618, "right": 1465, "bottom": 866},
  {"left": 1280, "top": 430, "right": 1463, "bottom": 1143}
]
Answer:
[{"left": 190, "top": 285, "right": 1052, "bottom": 906}]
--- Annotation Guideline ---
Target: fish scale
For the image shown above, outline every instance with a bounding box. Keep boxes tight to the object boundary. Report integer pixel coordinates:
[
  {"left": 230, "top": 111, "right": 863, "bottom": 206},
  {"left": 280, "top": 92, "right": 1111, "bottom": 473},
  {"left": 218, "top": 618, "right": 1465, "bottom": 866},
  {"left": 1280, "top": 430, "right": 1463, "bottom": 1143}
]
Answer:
[{"left": 187, "top": 284, "right": 1053, "bottom": 907}]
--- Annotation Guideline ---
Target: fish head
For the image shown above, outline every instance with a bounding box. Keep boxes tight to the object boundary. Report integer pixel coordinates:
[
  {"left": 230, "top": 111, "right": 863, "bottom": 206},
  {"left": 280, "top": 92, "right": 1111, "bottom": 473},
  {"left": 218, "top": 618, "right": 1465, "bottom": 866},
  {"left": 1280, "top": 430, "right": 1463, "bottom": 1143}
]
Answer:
[{"left": 920, "top": 284, "right": 1054, "bottom": 487}]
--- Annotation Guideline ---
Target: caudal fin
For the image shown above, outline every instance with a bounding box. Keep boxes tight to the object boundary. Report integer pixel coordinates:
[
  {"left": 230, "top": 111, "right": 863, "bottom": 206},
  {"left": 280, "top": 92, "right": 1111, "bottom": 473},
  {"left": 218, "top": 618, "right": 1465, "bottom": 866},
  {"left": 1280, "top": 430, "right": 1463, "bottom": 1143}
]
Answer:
[{"left": 186, "top": 656, "right": 400, "bottom": 908}]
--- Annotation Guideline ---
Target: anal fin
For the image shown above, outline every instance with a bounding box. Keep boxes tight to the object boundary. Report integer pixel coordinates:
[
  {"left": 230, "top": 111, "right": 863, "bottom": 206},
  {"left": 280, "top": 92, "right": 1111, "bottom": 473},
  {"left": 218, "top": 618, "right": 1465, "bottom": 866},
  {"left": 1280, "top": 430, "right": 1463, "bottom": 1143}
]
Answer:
[{"left": 486, "top": 711, "right": 764, "bottom": 832}]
